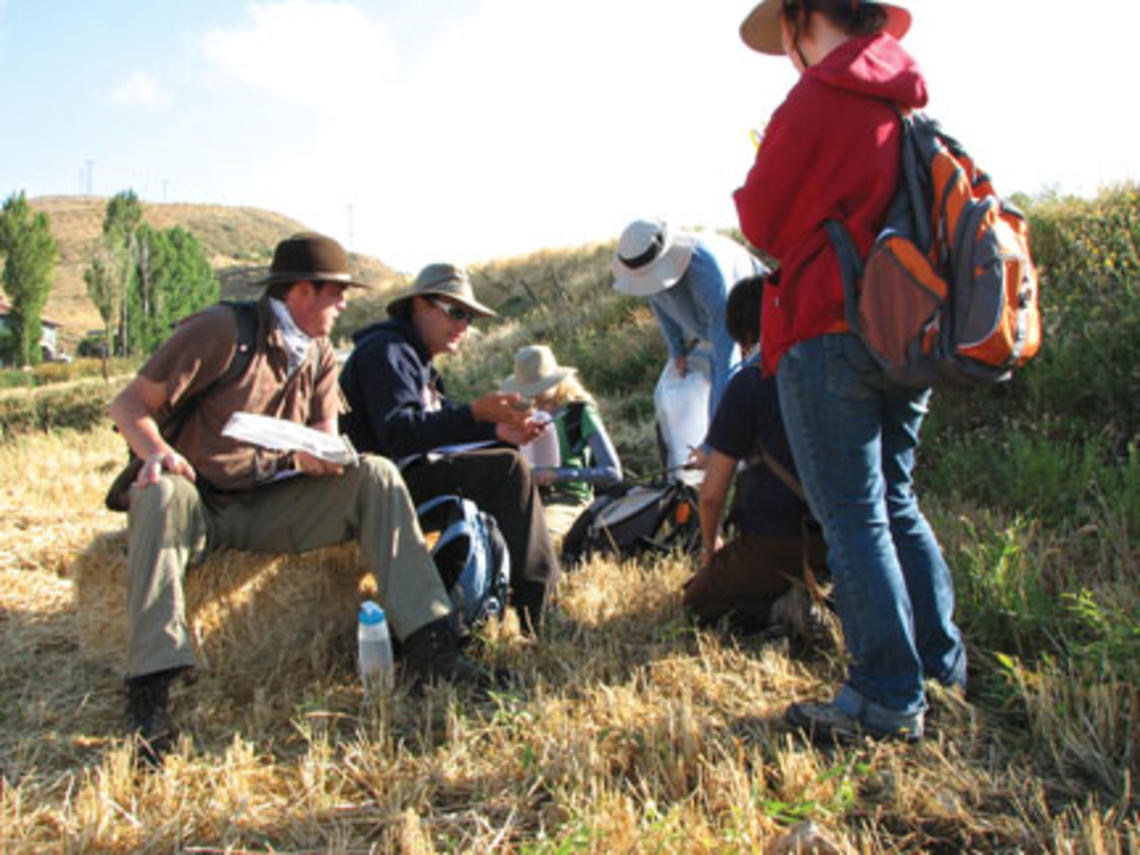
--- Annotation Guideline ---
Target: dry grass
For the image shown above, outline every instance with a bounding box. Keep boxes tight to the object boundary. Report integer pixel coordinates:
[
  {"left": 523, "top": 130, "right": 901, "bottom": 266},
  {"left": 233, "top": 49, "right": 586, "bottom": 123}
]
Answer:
[
  {"left": 72, "top": 532, "right": 364, "bottom": 677},
  {"left": 1, "top": 427, "right": 1138, "bottom": 853}
]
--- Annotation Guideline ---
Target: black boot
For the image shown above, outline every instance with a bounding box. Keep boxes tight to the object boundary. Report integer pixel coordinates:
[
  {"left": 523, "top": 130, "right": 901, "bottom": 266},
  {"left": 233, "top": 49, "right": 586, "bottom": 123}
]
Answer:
[
  {"left": 512, "top": 580, "right": 548, "bottom": 635},
  {"left": 403, "top": 617, "right": 509, "bottom": 691},
  {"left": 125, "top": 668, "right": 181, "bottom": 768}
]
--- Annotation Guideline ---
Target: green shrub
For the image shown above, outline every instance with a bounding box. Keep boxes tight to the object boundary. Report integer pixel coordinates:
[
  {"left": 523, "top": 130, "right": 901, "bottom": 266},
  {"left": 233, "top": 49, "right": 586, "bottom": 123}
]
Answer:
[
  {"left": 0, "top": 380, "right": 118, "bottom": 440},
  {"left": 0, "top": 356, "right": 138, "bottom": 389},
  {"left": 922, "top": 184, "right": 1140, "bottom": 507}
]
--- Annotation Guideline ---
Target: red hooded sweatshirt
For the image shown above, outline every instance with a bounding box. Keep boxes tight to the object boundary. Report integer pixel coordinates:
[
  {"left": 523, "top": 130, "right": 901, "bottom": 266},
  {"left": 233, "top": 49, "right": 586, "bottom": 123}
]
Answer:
[{"left": 733, "top": 33, "right": 927, "bottom": 376}]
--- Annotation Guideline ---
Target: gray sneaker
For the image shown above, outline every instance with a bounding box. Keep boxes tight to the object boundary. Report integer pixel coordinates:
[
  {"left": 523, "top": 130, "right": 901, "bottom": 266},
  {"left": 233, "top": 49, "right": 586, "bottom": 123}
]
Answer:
[{"left": 785, "top": 700, "right": 923, "bottom": 744}]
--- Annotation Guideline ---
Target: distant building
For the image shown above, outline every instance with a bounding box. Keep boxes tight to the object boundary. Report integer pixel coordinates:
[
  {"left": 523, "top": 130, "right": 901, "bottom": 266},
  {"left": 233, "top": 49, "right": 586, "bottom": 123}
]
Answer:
[{"left": 0, "top": 299, "right": 64, "bottom": 362}]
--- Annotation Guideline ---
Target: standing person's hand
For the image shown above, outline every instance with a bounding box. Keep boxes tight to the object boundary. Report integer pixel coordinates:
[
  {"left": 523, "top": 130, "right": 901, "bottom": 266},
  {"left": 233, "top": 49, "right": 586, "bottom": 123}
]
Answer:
[
  {"left": 673, "top": 355, "right": 688, "bottom": 377},
  {"left": 684, "top": 446, "right": 709, "bottom": 470}
]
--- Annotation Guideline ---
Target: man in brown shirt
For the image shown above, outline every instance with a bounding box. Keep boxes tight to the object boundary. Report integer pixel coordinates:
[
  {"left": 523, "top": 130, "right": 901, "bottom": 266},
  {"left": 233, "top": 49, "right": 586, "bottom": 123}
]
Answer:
[{"left": 109, "top": 233, "right": 494, "bottom": 766}]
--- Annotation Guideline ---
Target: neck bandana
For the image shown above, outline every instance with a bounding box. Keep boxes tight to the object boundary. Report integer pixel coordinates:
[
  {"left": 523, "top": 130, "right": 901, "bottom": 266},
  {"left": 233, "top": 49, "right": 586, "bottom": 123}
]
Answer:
[{"left": 269, "top": 297, "right": 314, "bottom": 376}]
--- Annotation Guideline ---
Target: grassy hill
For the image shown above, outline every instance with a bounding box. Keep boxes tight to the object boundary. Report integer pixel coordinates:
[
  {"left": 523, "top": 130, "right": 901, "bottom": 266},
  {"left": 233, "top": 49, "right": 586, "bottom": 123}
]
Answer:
[{"left": 27, "top": 195, "right": 402, "bottom": 349}]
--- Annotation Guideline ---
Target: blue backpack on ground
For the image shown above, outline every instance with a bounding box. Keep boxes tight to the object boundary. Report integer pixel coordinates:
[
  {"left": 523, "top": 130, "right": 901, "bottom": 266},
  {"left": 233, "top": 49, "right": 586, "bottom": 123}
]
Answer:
[{"left": 416, "top": 495, "right": 510, "bottom": 626}]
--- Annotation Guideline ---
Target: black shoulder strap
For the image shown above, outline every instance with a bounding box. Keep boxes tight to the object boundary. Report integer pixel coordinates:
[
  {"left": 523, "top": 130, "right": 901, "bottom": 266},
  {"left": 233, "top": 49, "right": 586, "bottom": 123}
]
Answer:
[
  {"left": 564, "top": 402, "right": 587, "bottom": 455},
  {"left": 746, "top": 441, "right": 806, "bottom": 503},
  {"left": 161, "top": 300, "right": 258, "bottom": 440},
  {"left": 215, "top": 300, "right": 259, "bottom": 390}
]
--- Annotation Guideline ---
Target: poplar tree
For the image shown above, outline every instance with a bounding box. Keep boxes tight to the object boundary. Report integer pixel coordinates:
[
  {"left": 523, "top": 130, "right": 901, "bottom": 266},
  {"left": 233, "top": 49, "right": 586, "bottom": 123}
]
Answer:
[
  {"left": 0, "top": 192, "right": 58, "bottom": 366},
  {"left": 100, "top": 190, "right": 143, "bottom": 355},
  {"left": 128, "top": 224, "right": 219, "bottom": 353},
  {"left": 86, "top": 191, "right": 218, "bottom": 356}
]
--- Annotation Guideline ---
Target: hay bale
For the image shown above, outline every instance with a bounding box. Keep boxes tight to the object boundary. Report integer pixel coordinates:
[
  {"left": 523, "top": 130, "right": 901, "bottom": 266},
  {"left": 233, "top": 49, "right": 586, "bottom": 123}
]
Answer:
[{"left": 71, "top": 530, "right": 366, "bottom": 682}]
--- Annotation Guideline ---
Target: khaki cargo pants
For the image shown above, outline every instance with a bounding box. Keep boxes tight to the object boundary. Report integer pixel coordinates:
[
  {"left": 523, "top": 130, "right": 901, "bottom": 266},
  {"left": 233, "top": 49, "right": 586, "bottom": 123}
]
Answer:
[{"left": 126, "top": 455, "right": 451, "bottom": 678}]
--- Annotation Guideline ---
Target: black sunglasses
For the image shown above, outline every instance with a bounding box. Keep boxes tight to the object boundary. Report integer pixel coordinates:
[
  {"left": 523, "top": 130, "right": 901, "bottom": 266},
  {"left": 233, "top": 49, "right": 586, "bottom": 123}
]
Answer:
[{"left": 429, "top": 297, "right": 473, "bottom": 323}]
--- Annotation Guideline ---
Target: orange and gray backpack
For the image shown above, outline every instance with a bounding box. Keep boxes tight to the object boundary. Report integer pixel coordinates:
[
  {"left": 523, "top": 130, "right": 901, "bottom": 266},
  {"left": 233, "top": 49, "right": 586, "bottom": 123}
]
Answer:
[{"left": 826, "top": 109, "right": 1042, "bottom": 387}]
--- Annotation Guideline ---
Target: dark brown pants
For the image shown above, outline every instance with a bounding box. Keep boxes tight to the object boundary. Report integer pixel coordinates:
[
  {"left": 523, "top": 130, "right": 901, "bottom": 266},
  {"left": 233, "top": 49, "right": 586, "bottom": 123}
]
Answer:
[
  {"left": 682, "top": 533, "right": 819, "bottom": 628},
  {"left": 401, "top": 447, "right": 560, "bottom": 595}
]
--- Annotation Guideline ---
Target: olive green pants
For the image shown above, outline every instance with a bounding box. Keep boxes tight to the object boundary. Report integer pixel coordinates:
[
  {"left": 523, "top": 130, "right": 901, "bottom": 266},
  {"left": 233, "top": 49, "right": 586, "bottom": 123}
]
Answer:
[{"left": 126, "top": 455, "right": 451, "bottom": 678}]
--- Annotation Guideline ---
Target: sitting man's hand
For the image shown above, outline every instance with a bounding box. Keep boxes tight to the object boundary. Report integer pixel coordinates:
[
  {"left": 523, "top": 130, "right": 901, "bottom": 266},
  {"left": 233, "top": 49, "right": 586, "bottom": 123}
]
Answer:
[
  {"left": 295, "top": 451, "right": 344, "bottom": 477},
  {"left": 495, "top": 415, "right": 545, "bottom": 446},
  {"left": 532, "top": 466, "right": 558, "bottom": 487},
  {"left": 136, "top": 449, "right": 196, "bottom": 490},
  {"left": 471, "top": 391, "right": 530, "bottom": 426}
]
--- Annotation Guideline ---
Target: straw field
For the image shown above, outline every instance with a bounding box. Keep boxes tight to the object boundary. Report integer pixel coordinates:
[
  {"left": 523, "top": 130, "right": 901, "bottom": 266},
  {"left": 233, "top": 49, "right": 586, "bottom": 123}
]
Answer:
[{"left": 0, "top": 421, "right": 1135, "bottom": 852}]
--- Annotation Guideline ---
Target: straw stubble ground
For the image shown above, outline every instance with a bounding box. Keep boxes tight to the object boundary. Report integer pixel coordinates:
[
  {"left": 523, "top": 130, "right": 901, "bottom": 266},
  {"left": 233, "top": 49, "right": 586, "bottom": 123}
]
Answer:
[{"left": 1, "top": 426, "right": 1135, "bottom": 852}]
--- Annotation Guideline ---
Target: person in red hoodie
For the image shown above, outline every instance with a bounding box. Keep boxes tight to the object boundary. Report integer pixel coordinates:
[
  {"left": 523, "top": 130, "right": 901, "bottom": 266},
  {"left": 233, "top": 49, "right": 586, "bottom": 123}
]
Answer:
[{"left": 733, "top": 0, "right": 966, "bottom": 744}]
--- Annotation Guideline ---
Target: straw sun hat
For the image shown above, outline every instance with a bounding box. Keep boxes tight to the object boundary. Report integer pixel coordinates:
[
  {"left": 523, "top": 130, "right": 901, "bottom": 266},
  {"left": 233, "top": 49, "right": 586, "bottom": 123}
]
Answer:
[
  {"left": 385, "top": 262, "right": 496, "bottom": 319},
  {"left": 611, "top": 219, "right": 697, "bottom": 297},
  {"left": 739, "top": 0, "right": 911, "bottom": 55},
  {"left": 500, "top": 345, "right": 576, "bottom": 399}
]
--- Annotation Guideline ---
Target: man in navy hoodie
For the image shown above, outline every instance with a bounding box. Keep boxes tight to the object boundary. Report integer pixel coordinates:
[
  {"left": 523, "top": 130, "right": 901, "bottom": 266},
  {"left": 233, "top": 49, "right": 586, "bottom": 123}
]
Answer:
[{"left": 340, "top": 263, "right": 558, "bottom": 632}]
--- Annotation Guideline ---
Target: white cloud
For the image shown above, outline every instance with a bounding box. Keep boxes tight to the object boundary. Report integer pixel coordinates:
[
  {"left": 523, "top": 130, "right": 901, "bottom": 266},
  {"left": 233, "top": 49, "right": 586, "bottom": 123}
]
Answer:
[
  {"left": 201, "top": 0, "right": 397, "bottom": 110},
  {"left": 111, "top": 70, "right": 173, "bottom": 109},
  {"left": 353, "top": 0, "right": 768, "bottom": 267}
]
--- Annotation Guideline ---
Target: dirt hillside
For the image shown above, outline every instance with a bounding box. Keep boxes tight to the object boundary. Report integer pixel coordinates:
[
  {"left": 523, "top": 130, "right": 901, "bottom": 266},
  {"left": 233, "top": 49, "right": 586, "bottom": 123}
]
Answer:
[{"left": 25, "top": 196, "right": 400, "bottom": 347}]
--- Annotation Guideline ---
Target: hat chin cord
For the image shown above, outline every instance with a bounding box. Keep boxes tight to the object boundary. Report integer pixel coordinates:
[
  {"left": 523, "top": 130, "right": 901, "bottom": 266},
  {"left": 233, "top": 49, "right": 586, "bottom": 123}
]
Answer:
[{"left": 795, "top": 41, "right": 810, "bottom": 68}]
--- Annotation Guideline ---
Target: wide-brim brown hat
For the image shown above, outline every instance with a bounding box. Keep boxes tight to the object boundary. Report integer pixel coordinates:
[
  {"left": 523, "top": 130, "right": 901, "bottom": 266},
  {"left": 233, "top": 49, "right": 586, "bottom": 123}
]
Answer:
[
  {"left": 386, "top": 262, "right": 496, "bottom": 319},
  {"left": 740, "top": 0, "right": 911, "bottom": 55},
  {"left": 255, "top": 231, "right": 371, "bottom": 288},
  {"left": 499, "top": 344, "right": 577, "bottom": 398}
]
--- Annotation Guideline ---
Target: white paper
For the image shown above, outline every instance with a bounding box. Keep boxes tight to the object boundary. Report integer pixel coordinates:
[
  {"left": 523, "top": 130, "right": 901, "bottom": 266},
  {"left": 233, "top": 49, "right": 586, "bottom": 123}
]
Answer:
[
  {"left": 429, "top": 440, "right": 496, "bottom": 456},
  {"left": 222, "top": 412, "right": 359, "bottom": 466}
]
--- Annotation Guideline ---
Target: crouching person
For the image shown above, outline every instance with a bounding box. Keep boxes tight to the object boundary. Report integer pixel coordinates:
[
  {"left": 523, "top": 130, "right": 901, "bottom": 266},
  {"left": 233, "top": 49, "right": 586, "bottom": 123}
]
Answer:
[
  {"left": 108, "top": 233, "right": 495, "bottom": 767},
  {"left": 683, "top": 276, "right": 830, "bottom": 645}
]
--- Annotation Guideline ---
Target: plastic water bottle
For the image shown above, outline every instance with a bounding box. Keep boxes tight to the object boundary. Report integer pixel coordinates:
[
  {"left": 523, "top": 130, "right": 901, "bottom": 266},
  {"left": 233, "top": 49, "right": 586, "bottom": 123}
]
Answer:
[{"left": 357, "top": 600, "right": 394, "bottom": 695}]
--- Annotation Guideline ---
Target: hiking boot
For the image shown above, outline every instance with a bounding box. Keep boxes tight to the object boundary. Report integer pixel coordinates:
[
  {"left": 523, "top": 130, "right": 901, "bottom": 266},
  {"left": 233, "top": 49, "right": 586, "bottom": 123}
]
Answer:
[
  {"left": 785, "top": 700, "right": 923, "bottom": 745},
  {"left": 771, "top": 586, "right": 841, "bottom": 659},
  {"left": 511, "top": 580, "right": 547, "bottom": 636},
  {"left": 402, "top": 617, "right": 510, "bottom": 691},
  {"left": 126, "top": 668, "right": 182, "bottom": 768}
]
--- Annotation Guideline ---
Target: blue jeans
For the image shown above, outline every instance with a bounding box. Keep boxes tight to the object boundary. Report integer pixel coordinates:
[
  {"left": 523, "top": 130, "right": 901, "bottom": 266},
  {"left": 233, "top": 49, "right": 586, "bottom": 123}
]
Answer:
[{"left": 777, "top": 333, "right": 965, "bottom": 730}]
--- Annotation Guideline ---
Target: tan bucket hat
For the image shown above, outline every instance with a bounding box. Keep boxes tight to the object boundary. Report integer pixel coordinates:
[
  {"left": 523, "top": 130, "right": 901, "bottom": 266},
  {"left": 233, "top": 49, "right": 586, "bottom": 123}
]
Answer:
[
  {"left": 500, "top": 345, "right": 576, "bottom": 398},
  {"left": 385, "top": 262, "right": 496, "bottom": 318},
  {"left": 256, "top": 232, "right": 370, "bottom": 288},
  {"left": 740, "top": 0, "right": 911, "bottom": 55},
  {"left": 611, "top": 219, "right": 697, "bottom": 297}
]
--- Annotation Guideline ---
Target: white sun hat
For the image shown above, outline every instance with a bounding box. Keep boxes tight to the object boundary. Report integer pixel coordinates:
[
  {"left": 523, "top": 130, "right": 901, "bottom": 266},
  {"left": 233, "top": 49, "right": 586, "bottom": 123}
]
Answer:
[
  {"left": 611, "top": 219, "right": 697, "bottom": 297},
  {"left": 499, "top": 344, "right": 577, "bottom": 399}
]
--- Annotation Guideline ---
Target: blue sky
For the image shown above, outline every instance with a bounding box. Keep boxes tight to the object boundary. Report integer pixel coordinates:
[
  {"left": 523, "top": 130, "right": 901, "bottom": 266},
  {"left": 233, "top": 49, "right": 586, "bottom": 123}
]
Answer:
[{"left": 1, "top": 1, "right": 1135, "bottom": 273}]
